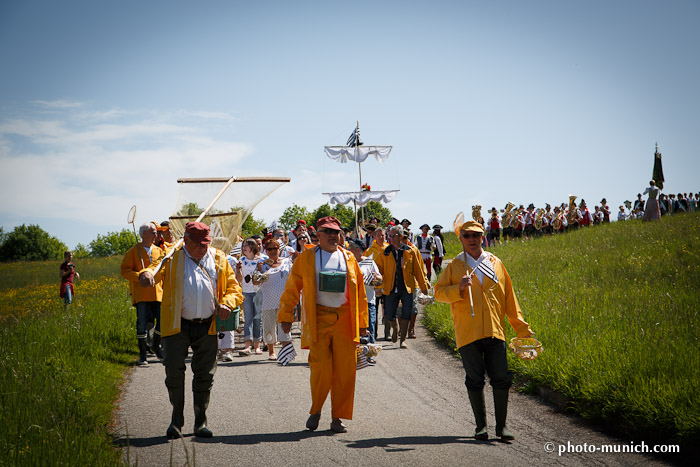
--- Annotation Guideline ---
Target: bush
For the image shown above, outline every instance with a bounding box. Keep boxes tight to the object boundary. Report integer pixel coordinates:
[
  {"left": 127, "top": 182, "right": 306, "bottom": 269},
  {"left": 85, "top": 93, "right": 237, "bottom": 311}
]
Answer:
[
  {"left": 0, "top": 224, "right": 67, "bottom": 262},
  {"left": 89, "top": 229, "right": 137, "bottom": 257}
]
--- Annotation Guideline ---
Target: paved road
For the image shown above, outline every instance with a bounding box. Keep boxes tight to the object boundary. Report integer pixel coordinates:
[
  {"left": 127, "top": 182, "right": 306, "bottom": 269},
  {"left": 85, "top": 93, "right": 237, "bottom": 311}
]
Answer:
[{"left": 115, "top": 310, "right": 671, "bottom": 466}]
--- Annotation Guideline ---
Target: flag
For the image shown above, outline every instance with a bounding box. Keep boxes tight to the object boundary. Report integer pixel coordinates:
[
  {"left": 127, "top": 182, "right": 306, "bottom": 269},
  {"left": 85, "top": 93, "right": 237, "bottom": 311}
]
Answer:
[
  {"left": 477, "top": 258, "right": 499, "bottom": 284},
  {"left": 356, "top": 346, "right": 371, "bottom": 370},
  {"left": 346, "top": 123, "right": 363, "bottom": 147},
  {"left": 230, "top": 242, "right": 242, "bottom": 256},
  {"left": 277, "top": 342, "right": 297, "bottom": 366},
  {"left": 652, "top": 143, "right": 665, "bottom": 190}
]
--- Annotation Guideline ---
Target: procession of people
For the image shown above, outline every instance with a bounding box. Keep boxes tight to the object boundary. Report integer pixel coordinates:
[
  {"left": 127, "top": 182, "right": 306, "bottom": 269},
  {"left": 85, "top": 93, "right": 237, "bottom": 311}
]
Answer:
[{"left": 110, "top": 178, "right": 696, "bottom": 441}]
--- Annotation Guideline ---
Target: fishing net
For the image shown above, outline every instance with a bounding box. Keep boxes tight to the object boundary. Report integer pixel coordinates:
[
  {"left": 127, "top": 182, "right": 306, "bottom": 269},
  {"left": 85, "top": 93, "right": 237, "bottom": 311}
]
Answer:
[{"left": 168, "top": 177, "right": 289, "bottom": 254}]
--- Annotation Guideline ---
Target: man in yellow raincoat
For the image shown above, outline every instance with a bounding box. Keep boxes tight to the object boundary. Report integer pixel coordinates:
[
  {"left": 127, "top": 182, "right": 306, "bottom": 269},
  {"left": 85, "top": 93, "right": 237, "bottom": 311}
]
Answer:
[
  {"left": 278, "top": 216, "right": 368, "bottom": 434},
  {"left": 374, "top": 225, "right": 429, "bottom": 348},
  {"left": 434, "top": 220, "right": 533, "bottom": 441},
  {"left": 139, "top": 222, "right": 243, "bottom": 439}
]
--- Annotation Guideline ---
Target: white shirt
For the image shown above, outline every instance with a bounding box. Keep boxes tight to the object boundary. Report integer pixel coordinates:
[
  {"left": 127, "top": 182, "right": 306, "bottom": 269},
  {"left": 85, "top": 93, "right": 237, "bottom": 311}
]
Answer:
[
  {"left": 181, "top": 248, "right": 217, "bottom": 320},
  {"left": 240, "top": 255, "right": 267, "bottom": 293},
  {"left": 315, "top": 248, "right": 349, "bottom": 308}
]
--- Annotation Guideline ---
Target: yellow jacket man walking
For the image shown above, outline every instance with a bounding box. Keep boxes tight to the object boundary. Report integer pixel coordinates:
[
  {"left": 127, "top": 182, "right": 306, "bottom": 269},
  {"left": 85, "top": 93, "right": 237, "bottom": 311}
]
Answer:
[
  {"left": 139, "top": 222, "right": 243, "bottom": 439},
  {"left": 278, "top": 216, "right": 368, "bottom": 434},
  {"left": 434, "top": 220, "right": 533, "bottom": 441}
]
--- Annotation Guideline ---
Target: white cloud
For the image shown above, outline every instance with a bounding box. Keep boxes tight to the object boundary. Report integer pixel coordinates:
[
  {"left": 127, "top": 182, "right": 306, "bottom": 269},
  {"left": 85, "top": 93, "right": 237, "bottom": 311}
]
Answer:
[
  {"left": 31, "top": 99, "right": 85, "bottom": 109},
  {"left": 0, "top": 104, "right": 254, "bottom": 231}
]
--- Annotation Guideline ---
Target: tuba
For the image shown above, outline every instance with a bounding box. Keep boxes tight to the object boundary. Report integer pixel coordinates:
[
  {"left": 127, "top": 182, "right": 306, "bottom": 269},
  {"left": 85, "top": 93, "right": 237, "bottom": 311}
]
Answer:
[
  {"left": 567, "top": 195, "right": 578, "bottom": 225},
  {"left": 534, "top": 208, "right": 545, "bottom": 230},
  {"left": 472, "top": 205, "right": 482, "bottom": 222},
  {"left": 501, "top": 202, "right": 516, "bottom": 227}
]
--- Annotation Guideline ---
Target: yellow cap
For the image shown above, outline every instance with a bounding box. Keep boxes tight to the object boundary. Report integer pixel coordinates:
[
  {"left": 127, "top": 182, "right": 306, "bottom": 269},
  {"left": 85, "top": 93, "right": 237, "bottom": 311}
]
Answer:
[{"left": 458, "top": 220, "right": 484, "bottom": 234}]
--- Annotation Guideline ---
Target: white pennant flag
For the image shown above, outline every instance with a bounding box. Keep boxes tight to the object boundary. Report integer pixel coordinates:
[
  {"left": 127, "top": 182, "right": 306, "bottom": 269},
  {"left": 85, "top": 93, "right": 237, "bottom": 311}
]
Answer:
[{"left": 277, "top": 342, "right": 297, "bottom": 366}]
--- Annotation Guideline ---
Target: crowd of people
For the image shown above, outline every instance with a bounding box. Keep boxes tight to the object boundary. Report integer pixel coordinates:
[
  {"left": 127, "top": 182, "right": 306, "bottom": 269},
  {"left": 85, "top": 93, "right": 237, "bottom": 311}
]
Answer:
[
  {"left": 476, "top": 184, "right": 700, "bottom": 247},
  {"left": 69, "top": 182, "right": 695, "bottom": 439}
]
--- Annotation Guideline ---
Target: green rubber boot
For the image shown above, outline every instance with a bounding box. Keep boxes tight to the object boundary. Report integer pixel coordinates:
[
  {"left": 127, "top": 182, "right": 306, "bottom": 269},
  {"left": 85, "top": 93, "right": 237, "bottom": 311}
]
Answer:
[
  {"left": 467, "top": 390, "right": 488, "bottom": 440},
  {"left": 493, "top": 388, "right": 515, "bottom": 441}
]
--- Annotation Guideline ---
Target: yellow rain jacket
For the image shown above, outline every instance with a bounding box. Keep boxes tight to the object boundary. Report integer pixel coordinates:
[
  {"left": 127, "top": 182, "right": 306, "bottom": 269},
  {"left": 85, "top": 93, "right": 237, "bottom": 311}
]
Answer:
[
  {"left": 374, "top": 244, "right": 429, "bottom": 296},
  {"left": 278, "top": 246, "right": 369, "bottom": 349},
  {"left": 434, "top": 252, "right": 532, "bottom": 349},
  {"left": 143, "top": 246, "right": 243, "bottom": 338},
  {"left": 121, "top": 243, "right": 164, "bottom": 304}
]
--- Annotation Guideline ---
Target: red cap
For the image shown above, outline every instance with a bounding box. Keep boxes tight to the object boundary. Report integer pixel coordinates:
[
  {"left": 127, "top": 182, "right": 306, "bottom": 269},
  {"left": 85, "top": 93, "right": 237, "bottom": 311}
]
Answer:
[
  {"left": 184, "top": 222, "right": 211, "bottom": 245},
  {"left": 296, "top": 219, "right": 307, "bottom": 225},
  {"left": 316, "top": 216, "right": 342, "bottom": 231}
]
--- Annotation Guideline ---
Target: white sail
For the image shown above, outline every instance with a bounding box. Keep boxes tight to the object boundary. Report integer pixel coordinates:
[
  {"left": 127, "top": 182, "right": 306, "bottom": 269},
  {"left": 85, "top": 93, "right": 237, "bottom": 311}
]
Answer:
[
  {"left": 323, "top": 190, "right": 399, "bottom": 206},
  {"left": 324, "top": 145, "right": 392, "bottom": 163}
]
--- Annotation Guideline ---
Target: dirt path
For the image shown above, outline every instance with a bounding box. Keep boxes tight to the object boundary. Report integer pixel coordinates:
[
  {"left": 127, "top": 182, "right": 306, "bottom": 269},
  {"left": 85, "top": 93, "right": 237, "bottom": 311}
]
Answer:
[{"left": 114, "top": 311, "right": 670, "bottom": 466}]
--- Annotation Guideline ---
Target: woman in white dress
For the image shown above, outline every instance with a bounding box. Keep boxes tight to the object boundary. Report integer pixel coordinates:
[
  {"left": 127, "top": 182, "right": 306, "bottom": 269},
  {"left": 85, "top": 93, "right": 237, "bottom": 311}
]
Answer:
[{"left": 258, "top": 236, "right": 294, "bottom": 360}]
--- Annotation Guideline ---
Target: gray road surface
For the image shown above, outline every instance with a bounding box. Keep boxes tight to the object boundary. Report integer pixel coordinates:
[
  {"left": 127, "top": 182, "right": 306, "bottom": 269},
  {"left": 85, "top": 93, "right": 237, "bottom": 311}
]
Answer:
[{"left": 114, "top": 314, "right": 673, "bottom": 466}]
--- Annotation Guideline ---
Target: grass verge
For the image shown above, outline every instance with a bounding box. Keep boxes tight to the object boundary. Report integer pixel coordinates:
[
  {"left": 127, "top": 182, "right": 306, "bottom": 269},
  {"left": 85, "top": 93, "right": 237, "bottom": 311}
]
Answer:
[
  {"left": 0, "top": 256, "right": 134, "bottom": 466},
  {"left": 423, "top": 213, "right": 700, "bottom": 450}
]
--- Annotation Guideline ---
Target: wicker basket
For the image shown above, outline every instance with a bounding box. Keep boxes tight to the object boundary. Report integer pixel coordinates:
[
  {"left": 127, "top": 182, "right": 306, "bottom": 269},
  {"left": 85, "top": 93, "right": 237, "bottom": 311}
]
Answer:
[{"left": 509, "top": 337, "right": 543, "bottom": 360}]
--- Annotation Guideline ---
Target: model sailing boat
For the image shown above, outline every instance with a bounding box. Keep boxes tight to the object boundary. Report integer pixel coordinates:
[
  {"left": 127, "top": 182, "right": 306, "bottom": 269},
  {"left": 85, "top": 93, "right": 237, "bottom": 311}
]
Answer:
[{"left": 323, "top": 122, "right": 399, "bottom": 234}]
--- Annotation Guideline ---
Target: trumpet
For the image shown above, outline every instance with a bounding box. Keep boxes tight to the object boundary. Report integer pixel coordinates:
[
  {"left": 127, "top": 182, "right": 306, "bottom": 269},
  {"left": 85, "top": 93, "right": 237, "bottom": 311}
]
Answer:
[{"left": 472, "top": 205, "right": 482, "bottom": 221}]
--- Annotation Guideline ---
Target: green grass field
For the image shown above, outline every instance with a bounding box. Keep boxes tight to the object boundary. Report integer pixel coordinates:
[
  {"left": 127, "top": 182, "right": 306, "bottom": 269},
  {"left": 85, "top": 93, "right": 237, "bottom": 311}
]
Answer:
[
  {"left": 424, "top": 213, "right": 700, "bottom": 449},
  {"left": 0, "top": 256, "right": 134, "bottom": 466}
]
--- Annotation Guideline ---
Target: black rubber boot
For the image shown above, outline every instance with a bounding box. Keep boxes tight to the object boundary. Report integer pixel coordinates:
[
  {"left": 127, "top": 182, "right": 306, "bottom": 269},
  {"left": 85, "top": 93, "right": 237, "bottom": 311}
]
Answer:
[
  {"left": 166, "top": 386, "right": 185, "bottom": 439},
  {"left": 398, "top": 319, "right": 409, "bottom": 348},
  {"left": 193, "top": 392, "right": 213, "bottom": 438},
  {"left": 467, "top": 390, "right": 488, "bottom": 440},
  {"left": 493, "top": 388, "right": 515, "bottom": 440},
  {"left": 152, "top": 332, "right": 164, "bottom": 360}
]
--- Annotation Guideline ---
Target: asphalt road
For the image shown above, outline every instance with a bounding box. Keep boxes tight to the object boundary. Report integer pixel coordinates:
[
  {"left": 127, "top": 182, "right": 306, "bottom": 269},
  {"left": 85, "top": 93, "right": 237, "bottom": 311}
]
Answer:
[{"left": 114, "top": 310, "right": 672, "bottom": 467}]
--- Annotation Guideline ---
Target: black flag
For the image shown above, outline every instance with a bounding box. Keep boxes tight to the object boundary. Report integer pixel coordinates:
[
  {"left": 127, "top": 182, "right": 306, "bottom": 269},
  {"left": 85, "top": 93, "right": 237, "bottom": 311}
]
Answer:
[{"left": 652, "top": 143, "right": 665, "bottom": 190}]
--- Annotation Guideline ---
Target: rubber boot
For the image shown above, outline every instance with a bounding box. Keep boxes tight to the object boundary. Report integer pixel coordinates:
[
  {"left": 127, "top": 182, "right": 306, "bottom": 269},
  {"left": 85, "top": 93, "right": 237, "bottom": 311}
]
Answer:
[
  {"left": 166, "top": 385, "right": 185, "bottom": 439},
  {"left": 398, "top": 319, "right": 409, "bottom": 348},
  {"left": 390, "top": 320, "right": 399, "bottom": 343},
  {"left": 408, "top": 314, "right": 417, "bottom": 339},
  {"left": 152, "top": 332, "right": 164, "bottom": 360},
  {"left": 493, "top": 388, "right": 515, "bottom": 440},
  {"left": 193, "top": 391, "right": 213, "bottom": 438},
  {"left": 137, "top": 338, "right": 148, "bottom": 365},
  {"left": 467, "top": 390, "right": 489, "bottom": 440}
]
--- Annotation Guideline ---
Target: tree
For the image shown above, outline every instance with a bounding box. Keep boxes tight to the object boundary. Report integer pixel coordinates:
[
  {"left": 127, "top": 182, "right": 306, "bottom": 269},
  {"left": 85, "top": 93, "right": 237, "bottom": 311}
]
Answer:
[
  {"left": 0, "top": 224, "right": 67, "bottom": 262},
  {"left": 278, "top": 204, "right": 312, "bottom": 231},
  {"left": 89, "top": 229, "right": 137, "bottom": 257},
  {"left": 73, "top": 243, "right": 90, "bottom": 259},
  {"left": 360, "top": 201, "right": 393, "bottom": 226},
  {"left": 240, "top": 213, "right": 267, "bottom": 239}
]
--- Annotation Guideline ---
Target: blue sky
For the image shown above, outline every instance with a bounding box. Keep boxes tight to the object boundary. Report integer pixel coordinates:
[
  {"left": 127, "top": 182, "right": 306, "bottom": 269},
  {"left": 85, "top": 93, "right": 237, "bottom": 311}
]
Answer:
[{"left": 1, "top": 0, "right": 698, "bottom": 249}]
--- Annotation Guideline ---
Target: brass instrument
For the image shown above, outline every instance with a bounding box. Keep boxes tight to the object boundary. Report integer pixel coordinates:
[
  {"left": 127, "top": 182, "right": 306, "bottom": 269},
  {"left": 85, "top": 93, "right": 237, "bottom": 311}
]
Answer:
[
  {"left": 501, "top": 202, "right": 516, "bottom": 227},
  {"left": 566, "top": 195, "right": 578, "bottom": 225},
  {"left": 552, "top": 212, "right": 563, "bottom": 230},
  {"left": 534, "top": 208, "right": 545, "bottom": 230},
  {"left": 472, "top": 205, "right": 482, "bottom": 221}
]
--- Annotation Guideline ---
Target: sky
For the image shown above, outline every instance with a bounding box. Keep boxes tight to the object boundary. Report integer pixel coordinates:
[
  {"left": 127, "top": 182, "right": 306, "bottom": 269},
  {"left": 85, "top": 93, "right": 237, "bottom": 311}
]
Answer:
[{"left": 1, "top": 0, "right": 698, "bottom": 249}]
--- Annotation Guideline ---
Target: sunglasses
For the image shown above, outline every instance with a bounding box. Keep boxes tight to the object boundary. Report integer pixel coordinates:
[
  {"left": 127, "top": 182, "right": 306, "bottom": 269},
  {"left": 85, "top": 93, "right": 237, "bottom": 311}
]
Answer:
[
  {"left": 319, "top": 229, "right": 340, "bottom": 235},
  {"left": 273, "top": 233, "right": 284, "bottom": 237},
  {"left": 461, "top": 232, "right": 482, "bottom": 239},
  {"left": 266, "top": 246, "right": 279, "bottom": 251}
]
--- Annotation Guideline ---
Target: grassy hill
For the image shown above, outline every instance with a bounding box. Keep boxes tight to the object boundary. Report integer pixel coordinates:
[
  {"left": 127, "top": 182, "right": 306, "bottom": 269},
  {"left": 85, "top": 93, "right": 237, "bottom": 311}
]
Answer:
[{"left": 424, "top": 213, "right": 700, "bottom": 450}]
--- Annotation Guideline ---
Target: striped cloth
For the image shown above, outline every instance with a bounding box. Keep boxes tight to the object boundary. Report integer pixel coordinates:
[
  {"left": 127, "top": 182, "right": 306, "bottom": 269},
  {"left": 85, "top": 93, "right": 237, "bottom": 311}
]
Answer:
[
  {"left": 359, "top": 257, "right": 376, "bottom": 285},
  {"left": 346, "top": 124, "right": 363, "bottom": 147},
  {"left": 277, "top": 342, "right": 297, "bottom": 366},
  {"left": 356, "top": 346, "right": 370, "bottom": 370},
  {"left": 476, "top": 257, "right": 498, "bottom": 284}
]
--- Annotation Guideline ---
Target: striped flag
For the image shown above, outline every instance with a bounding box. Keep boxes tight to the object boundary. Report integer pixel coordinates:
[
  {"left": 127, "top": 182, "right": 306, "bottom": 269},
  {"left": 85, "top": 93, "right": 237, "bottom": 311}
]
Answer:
[
  {"left": 359, "top": 257, "right": 376, "bottom": 285},
  {"left": 277, "top": 342, "right": 297, "bottom": 366},
  {"left": 356, "top": 346, "right": 371, "bottom": 370},
  {"left": 230, "top": 242, "right": 242, "bottom": 256},
  {"left": 346, "top": 123, "right": 363, "bottom": 147},
  {"left": 477, "top": 258, "right": 498, "bottom": 284}
]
